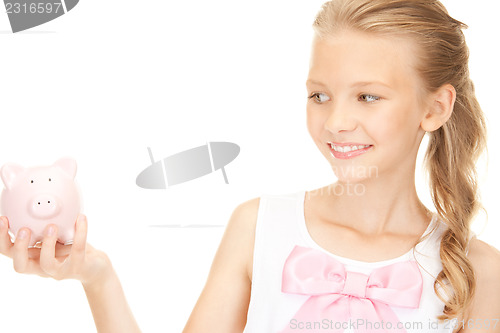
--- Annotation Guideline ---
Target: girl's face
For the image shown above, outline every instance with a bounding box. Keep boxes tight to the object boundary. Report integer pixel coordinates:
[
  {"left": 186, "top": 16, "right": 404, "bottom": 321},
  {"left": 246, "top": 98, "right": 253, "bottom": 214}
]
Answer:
[{"left": 306, "top": 30, "right": 428, "bottom": 183}]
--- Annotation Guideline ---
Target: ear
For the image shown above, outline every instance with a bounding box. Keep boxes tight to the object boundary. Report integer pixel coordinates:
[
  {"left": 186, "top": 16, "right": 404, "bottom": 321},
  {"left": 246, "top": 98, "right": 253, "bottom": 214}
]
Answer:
[
  {"left": 420, "top": 83, "right": 456, "bottom": 132},
  {"left": 0, "top": 163, "right": 25, "bottom": 190},
  {"left": 53, "top": 157, "right": 77, "bottom": 179}
]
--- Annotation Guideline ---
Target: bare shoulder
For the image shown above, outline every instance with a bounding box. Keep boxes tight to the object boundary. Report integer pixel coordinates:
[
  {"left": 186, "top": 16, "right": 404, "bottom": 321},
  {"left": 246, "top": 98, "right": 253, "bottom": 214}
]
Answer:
[
  {"left": 461, "top": 238, "right": 500, "bottom": 332},
  {"left": 466, "top": 237, "right": 500, "bottom": 295},
  {"left": 182, "top": 196, "right": 261, "bottom": 333},
  {"left": 229, "top": 196, "right": 261, "bottom": 230},
  {"left": 225, "top": 197, "right": 260, "bottom": 249},
  {"left": 467, "top": 237, "right": 500, "bottom": 274},
  {"left": 229, "top": 197, "right": 261, "bottom": 280}
]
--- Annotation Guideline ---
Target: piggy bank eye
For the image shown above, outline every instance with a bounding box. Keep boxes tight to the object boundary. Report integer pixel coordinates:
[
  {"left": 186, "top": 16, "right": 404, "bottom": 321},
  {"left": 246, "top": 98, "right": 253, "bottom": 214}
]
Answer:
[
  {"left": 30, "top": 180, "right": 34, "bottom": 184},
  {"left": 49, "top": 178, "right": 52, "bottom": 182}
]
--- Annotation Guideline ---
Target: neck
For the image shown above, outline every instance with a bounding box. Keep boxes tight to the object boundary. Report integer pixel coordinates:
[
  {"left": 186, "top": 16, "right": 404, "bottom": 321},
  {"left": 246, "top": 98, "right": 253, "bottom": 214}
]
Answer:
[{"left": 317, "top": 167, "right": 432, "bottom": 236}]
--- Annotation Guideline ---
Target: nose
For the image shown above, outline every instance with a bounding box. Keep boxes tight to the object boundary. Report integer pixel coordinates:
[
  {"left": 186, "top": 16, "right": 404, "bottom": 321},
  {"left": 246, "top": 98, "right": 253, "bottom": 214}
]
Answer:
[
  {"left": 324, "top": 100, "right": 357, "bottom": 133},
  {"left": 28, "top": 194, "right": 62, "bottom": 219}
]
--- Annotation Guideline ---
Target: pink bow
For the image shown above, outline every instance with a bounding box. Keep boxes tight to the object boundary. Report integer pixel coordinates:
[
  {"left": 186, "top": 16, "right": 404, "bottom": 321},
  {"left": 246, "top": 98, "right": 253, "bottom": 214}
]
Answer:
[{"left": 279, "top": 246, "right": 423, "bottom": 333}]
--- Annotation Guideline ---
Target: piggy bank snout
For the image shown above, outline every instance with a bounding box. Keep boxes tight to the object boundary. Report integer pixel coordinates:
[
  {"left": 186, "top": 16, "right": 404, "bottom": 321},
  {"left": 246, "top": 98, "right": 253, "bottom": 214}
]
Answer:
[{"left": 28, "top": 194, "right": 62, "bottom": 219}]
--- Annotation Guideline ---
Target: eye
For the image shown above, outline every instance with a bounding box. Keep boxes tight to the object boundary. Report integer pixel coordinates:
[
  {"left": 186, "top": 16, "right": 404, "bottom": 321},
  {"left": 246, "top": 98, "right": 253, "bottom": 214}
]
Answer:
[
  {"left": 49, "top": 178, "right": 52, "bottom": 182},
  {"left": 308, "top": 92, "right": 330, "bottom": 104},
  {"left": 30, "top": 180, "right": 34, "bottom": 184},
  {"left": 359, "top": 94, "right": 380, "bottom": 103}
]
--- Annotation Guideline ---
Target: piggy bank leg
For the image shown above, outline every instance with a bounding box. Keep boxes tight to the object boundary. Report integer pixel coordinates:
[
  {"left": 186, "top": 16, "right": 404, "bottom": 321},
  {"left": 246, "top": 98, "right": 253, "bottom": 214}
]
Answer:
[
  {"left": 7, "top": 229, "right": 15, "bottom": 243},
  {"left": 60, "top": 229, "right": 75, "bottom": 245},
  {"left": 28, "top": 237, "right": 41, "bottom": 248}
]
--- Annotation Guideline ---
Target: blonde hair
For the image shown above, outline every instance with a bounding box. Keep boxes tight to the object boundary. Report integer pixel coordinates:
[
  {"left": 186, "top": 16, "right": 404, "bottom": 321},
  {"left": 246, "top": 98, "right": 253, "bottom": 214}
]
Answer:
[{"left": 312, "top": 0, "right": 488, "bottom": 322}]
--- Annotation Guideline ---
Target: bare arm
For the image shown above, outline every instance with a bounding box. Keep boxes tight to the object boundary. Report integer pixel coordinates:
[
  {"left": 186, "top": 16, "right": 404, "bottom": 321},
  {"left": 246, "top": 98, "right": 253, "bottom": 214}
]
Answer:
[
  {"left": 460, "top": 238, "right": 500, "bottom": 333},
  {"left": 183, "top": 197, "right": 260, "bottom": 333},
  {"left": 82, "top": 258, "right": 141, "bottom": 333},
  {"left": 0, "top": 215, "right": 141, "bottom": 333},
  {"left": 1, "top": 196, "right": 261, "bottom": 333}
]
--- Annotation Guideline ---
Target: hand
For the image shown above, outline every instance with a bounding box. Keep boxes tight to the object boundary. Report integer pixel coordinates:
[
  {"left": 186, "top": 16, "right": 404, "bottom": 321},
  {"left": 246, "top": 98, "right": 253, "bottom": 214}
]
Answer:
[{"left": 0, "top": 214, "right": 111, "bottom": 287}]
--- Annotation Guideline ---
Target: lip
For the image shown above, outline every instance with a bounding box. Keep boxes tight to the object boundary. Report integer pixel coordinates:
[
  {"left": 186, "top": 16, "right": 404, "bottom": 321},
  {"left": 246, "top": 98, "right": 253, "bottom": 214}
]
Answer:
[
  {"left": 330, "top": 142, "right": 371, "bottom": 147},
  {"left": 327, "top": 142, "right": 373, "bottom": 160}
]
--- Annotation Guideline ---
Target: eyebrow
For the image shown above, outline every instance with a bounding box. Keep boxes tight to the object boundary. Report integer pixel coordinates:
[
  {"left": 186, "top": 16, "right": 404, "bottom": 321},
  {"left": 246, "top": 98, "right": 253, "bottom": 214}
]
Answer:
[
  {"left": 350, "top": 81, "right": 392, "bottom": 89},
  {"left": 305, "top": 79, "right": 327, "bottom": 87},
  {"left": 305, "top": 79, "right": 392, "bottom": 90}
]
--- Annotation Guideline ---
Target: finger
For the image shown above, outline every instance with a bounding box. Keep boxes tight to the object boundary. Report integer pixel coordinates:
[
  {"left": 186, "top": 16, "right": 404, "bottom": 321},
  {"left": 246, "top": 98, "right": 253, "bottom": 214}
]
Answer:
[
  {"left": 39, "top": 224, "right": 61, "bottom": 276},
  {"left": 54, "top": 242, "right": 72, "bottom": 258},
  {"left": 70, "top": 214, "right": 87, "bottom": 264},
  {"left": 12, "top": 228, "right": 32, "bottom": 273},
  {"left": 27, "top": 242, "right": 69, "bottom": 258},
  {"left": 27, "top": 247, "right": 42, "bottom": 259},
  {"left": 0, "top": 216, "right": 13, "bottom": 257}
]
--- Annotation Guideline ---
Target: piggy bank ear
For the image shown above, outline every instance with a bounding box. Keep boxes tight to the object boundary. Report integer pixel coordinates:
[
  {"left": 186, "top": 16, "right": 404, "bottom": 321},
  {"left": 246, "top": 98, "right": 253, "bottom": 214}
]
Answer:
[
  {"left": 53, "top": 158, "right": 77, "bottom": 179},
  {"left": 1, "top": 163, "right": 25, "bottom": 190}
]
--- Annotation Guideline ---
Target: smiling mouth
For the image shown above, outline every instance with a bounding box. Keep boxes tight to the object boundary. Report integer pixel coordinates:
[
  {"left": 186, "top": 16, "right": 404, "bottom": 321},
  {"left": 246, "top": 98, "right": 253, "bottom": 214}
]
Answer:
[{"left": 327, "top": 142, "right": 373, "bottom": 159}]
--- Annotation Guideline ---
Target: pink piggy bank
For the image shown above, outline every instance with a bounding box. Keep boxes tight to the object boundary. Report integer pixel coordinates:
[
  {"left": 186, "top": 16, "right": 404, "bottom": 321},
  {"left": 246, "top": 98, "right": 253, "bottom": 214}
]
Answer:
[{"left": 0, "top": 158, "right": 81, "bottom": 247}]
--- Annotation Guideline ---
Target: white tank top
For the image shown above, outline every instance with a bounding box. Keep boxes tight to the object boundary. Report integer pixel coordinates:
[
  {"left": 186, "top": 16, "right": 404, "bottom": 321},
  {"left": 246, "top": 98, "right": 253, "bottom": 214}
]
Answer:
[{"left": 243, "top": 190, "right": 472, "bottom": 333}]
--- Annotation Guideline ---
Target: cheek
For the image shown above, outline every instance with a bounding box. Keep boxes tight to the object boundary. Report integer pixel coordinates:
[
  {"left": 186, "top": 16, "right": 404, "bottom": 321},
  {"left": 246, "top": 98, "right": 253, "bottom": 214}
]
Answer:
[
  {"left": 370, "top": 103, "right": 420, "bottom": 149},
  {"left": 306, "top": 107, "right": 325, "bottom": 139},
  {"left": 374, "top": 117, "right": 401, "bottom": 142}
]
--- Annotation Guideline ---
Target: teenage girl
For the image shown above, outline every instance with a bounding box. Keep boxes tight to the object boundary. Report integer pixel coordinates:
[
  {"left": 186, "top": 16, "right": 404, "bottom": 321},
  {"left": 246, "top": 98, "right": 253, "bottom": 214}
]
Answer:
[{"left": 1, "top": 1, "right": 499, "bottom": 332}]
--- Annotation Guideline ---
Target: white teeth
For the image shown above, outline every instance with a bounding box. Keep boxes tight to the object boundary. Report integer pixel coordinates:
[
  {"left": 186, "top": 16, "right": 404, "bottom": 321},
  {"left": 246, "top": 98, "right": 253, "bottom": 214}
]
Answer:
[{"left": 329, "top": 143, "right": 371, "bottom": 153}]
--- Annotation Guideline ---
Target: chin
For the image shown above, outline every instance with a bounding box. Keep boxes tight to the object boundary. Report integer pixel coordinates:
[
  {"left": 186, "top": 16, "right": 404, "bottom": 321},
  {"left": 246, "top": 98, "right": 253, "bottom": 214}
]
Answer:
[
  {"left": 330, "top": 162, "right": 379, "bottom": 178},
  {"left": 326, "top": 177, "right": 370, "bottom": 197}
]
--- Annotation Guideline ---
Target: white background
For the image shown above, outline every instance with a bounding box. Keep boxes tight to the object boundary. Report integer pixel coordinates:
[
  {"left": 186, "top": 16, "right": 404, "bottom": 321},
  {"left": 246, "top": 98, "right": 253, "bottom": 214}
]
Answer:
[{"left": 0, "top": 0, "right": 498, "bottom": 332}]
